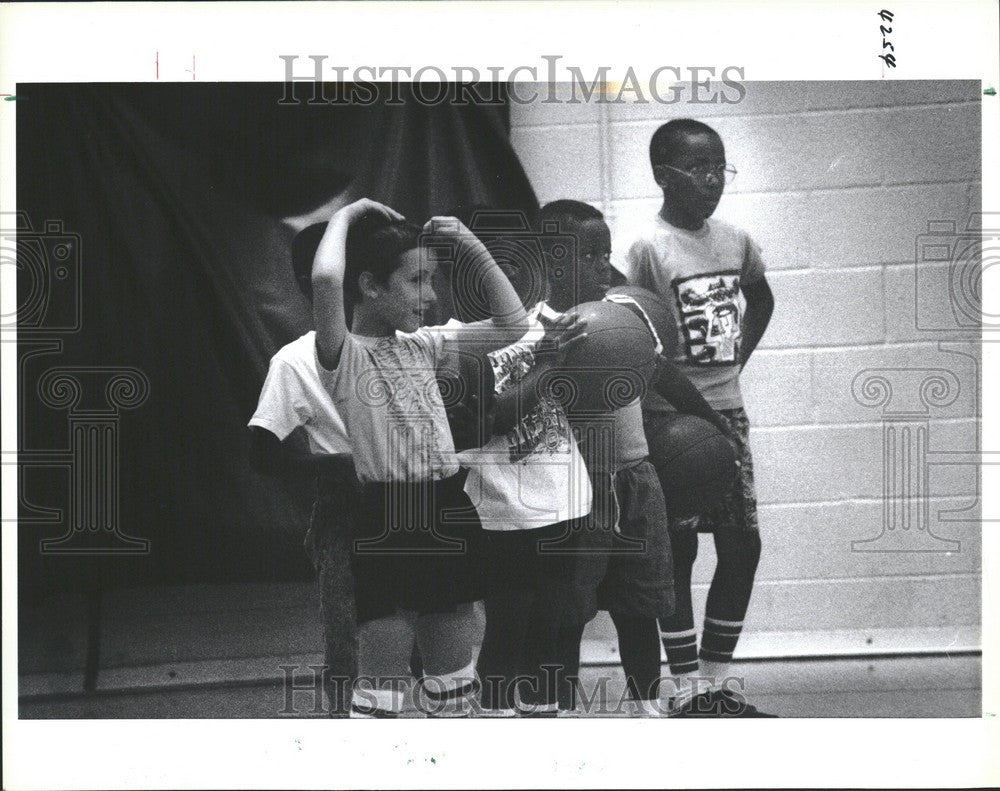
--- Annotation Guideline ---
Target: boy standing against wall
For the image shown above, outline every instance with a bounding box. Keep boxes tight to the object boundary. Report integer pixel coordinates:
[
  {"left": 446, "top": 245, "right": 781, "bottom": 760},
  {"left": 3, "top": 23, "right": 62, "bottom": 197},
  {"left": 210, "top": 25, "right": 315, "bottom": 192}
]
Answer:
[{"left": 621, "top": 119, "right": 775, "bottom": 717}]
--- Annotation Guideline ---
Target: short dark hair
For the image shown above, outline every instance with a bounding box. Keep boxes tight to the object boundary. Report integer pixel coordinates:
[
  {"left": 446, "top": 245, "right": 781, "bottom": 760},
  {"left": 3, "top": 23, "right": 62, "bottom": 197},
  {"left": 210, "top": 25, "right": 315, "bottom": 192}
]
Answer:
[
  {"left": 649, "top": 118, "right": 721, "bottom": 168},
  {"left": 344, "top": 214, "right": 422, "bottom": 304},
  {"left": 289, "top": 214, "right": 422, "bottom": 304},
  {"left": 537, "top": 199, "right": 604, "bottom": 234}
]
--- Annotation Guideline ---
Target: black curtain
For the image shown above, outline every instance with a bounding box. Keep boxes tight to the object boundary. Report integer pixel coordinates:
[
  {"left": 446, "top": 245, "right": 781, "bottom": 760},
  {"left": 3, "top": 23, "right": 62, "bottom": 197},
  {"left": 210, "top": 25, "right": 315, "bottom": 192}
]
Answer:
[{"left": 16, "top": 83, "right": 538, "bottom": 597}]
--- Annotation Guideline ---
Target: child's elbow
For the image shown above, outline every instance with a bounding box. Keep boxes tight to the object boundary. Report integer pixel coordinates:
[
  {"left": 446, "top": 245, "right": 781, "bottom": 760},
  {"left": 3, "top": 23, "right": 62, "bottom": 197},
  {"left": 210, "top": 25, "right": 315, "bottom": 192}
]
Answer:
[{"left": 311, "top": 270, "right": 343, "bottom": 292}]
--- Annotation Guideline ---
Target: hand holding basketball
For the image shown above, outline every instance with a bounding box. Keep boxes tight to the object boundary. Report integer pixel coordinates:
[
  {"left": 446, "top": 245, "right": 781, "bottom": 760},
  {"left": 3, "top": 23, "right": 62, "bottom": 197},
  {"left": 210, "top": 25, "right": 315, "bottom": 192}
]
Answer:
[{"left": 535, "top": 311, "right": 588, "bottom": 366}]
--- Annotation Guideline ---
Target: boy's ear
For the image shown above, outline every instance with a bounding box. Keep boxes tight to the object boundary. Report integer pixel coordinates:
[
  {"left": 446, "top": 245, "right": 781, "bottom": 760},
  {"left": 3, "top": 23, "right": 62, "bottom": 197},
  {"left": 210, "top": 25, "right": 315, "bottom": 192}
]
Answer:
[
  {"left": 358, "top": 271, "right": 381, "bottom": 300},
  {"left": 652, "top": 164, "right": 670, "bottom": 188}
]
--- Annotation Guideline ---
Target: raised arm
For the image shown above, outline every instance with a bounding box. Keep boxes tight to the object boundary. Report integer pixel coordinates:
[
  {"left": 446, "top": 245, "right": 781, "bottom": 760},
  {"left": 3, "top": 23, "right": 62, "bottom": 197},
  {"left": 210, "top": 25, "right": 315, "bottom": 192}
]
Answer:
[
  {"left": 313, "top": 199, "right": 404, "bottom": 370},
  {"left": 425, "top": 217, "right": 528, "bottom": 330}
]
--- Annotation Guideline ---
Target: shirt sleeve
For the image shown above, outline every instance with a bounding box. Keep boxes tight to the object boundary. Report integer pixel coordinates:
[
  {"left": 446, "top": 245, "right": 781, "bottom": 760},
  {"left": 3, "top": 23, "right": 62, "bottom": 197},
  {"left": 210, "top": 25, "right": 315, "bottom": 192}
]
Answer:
[
  {"left": 248, "top": 358, "right": 311, "bottom": 440},
  {"left": 741, "top": 232, "right": 767, "bottom": 284},
  {"left": 623, "top": 239, "right": 658, "bottom": 292}
]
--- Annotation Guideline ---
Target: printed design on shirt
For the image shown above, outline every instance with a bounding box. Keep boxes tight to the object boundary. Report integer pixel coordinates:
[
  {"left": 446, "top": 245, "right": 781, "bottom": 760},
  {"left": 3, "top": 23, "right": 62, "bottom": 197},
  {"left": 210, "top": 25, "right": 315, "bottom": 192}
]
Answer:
[
  {"left": 487, "top": 338, "right": 570, "bottom": 464},
  {"left": 489, "top": 340, "right": 534, "bottom": 394},
  {"left": 671, "top": 270, "right": 742, "bottom": 366},
  {"left": 505, "top": 397, "right": 570, "bottom": 463},
  {"left": 354, "top": 337, "right": 450, "bottom": 475}
]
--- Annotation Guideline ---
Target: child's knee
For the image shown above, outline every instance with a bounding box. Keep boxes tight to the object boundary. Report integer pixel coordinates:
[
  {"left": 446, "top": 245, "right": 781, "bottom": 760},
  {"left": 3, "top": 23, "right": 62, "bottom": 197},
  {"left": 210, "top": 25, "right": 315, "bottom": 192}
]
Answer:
[{"left": 416, "top": 604, "right": 480, "bottom": 675}]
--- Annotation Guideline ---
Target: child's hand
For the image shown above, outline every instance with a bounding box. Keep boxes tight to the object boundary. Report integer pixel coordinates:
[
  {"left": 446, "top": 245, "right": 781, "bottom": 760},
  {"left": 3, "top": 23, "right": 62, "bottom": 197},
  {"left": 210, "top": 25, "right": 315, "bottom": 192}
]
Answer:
[
  {"left": 535, "top": 311, "right": 588, "bottom": 369},
  {"left": 446, "top": 391, "right": 496, "bottom": 452},
  {"left": 334, "top": 198, "right": 404, "bottom": 227},
  {"left": 423, "top": 216, "right": 489, "bottom": 256},
  {"left": 423, "top": 215, "right": 471, "bottom": 238}
]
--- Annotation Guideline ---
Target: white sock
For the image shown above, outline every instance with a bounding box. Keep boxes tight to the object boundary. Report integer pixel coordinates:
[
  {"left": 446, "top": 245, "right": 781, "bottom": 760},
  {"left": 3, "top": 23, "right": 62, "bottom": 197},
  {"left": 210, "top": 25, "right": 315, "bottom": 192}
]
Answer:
[
  {"left": 418, "top": 660, "right": 478, "bottom": 718},
  {"left": 351, "top": 686, "right": 405, "bottom": 718}
]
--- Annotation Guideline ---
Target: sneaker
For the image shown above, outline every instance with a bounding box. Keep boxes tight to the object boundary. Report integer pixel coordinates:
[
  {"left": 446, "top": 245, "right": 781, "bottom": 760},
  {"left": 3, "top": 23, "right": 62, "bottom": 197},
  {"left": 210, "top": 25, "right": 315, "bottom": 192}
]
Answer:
[
  {"left": 667, "top": 690, "right": 720, "bottom": 717},
  {"left": 716, "top": 688, "right": 778, "bottom": 718},
  {"left": 668, "top": 689, "right": 778, "bottom": 718}
]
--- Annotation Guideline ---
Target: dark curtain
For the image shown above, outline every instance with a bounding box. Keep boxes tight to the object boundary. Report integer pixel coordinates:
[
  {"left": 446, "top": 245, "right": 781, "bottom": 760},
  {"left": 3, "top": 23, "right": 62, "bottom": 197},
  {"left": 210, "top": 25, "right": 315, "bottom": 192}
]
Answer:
[{"left": 16, "top": 83, "right": 538, "bottom": 598}]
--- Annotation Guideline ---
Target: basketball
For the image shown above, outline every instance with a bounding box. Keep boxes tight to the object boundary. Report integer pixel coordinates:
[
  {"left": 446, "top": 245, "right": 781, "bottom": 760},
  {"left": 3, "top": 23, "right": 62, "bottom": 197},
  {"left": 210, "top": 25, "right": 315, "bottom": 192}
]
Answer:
[
  {"left": 550, "top": 300, "right": 658, "bottom": 413},
  {"left": 605, "top": 284, "right": 678, "bottom": 358},
  {"left": 437, "top": 347, "right": 496, "bottom": 452},
  {"left": 645, "top": 412, "right": 738, "bottom": 517}
]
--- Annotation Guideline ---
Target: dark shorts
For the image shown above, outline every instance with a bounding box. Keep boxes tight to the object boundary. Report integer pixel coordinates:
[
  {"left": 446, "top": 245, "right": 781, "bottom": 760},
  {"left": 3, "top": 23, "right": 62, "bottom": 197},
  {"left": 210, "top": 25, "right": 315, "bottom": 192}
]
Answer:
[
  {"left": 480, "top": 520, "right": 576, "bottom": 595},
  {"left": 643, "top": 407, "right": 759, "bottom": 534},
  {"left": 351, "top": 471, "right": 485, "bottom": 624},
  {"left": 555, "top": 459, "right": 675, "bottom": 625}
]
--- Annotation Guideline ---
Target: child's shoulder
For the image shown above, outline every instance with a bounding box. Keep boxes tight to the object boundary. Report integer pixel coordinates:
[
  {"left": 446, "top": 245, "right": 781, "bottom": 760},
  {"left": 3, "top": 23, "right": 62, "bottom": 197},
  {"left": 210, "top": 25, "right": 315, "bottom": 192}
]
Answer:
[
  {"left": 270, "top": 331, "right": 317, "bottom": 367},
  {"left": 705, "top": 216, "right": 751, "bottom": 242}
]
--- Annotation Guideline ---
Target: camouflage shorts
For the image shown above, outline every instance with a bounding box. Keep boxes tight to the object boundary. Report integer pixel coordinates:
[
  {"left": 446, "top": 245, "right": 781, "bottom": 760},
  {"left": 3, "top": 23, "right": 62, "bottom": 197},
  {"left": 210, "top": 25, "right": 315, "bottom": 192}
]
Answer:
[{"left": 664, "top": 407, "right": 759, "bottom": 534}]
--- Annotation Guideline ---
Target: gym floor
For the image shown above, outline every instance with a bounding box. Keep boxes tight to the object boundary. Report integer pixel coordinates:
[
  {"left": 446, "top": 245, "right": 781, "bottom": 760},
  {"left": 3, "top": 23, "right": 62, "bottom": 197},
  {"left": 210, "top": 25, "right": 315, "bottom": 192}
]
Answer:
[
  {"left": 20, "top": 654, "right": 981, "bottom": 719},
  {"left": 18, "top": 583, "right": 981, "bottom": 719}
]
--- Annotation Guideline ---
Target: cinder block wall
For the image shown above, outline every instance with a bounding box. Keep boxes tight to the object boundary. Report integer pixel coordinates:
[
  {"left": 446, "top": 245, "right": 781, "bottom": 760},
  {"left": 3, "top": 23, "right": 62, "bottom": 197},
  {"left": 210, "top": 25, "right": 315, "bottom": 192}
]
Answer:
[{"left": 510, "top": 81, "right": 982, "bottom": 657}]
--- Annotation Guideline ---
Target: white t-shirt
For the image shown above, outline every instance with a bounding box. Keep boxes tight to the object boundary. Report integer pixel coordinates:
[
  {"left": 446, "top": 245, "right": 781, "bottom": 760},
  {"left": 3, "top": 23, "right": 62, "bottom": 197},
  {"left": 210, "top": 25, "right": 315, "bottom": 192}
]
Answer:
[
  {"left": 459, "top": 302, "right": 592, "bottom": 532},
  {"left": 620, "top": 215, "right": 766, "bottom": 410},
  {"left": 317, "top": 328, "right": 459, "bottom": 484},
  {"left": 248, "top": 331, "right": 351, "bottom": 454}
]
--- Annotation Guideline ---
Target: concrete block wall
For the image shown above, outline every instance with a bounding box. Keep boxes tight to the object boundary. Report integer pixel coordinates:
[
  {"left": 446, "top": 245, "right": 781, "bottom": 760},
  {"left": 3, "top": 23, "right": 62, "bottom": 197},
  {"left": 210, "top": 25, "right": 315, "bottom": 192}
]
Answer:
[{"left": 510, "top": 81, "right": 982, "bottom": 656}]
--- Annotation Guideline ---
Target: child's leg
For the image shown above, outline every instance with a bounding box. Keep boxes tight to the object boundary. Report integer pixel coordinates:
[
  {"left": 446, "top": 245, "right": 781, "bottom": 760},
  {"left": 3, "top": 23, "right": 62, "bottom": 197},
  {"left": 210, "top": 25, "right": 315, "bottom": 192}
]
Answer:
[
  {"left": 659, "top": 527, "right": 702, "bottom": 706},
  {"left": 600, "top": 459, "right": 673, "bottom": 714},
  {"left": 700, "top": 528, "right": 761, "bottom": 679},
  {"left": 697, "top": 407, "right": 767, "bottom": 708},
  {"left": 415, "top": 603, "right": 480, "bottom": 718},
  {"left": 353, "top": 612, "right": 416, "bottom": 718},
  {"left": 477, "top": 588, "right": 534, "bottom": 713},
  {"left": 312, "top": 465, "right": 360, "bottom": 717},
  {"left": 610, "top": 612, "right": 662, "bottom": 703},
  {"left": 526, "top": 621, "right": 583, "bottom": 715},
  {"left": 311, "top": 515, "right": 357, "bottom": 717}
]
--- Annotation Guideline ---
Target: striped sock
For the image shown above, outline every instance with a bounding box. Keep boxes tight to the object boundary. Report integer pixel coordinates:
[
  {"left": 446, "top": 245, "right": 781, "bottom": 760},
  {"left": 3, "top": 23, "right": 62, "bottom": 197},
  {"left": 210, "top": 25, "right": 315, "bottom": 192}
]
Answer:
[
  {"left": 519, "top": 700, "right": 560, "bottom": 718},
  {"left": 661, "top": 626, "right": 701, "bottom": 709},
  {"left": 478, "top": 706, "right": 518, "bottom": 718},
  {"left": 661, "top": 627, "right": 699, "bottom": 676},
  {"left": 700, "top": 616, "right": 744, "bottom": 666},
  {"left": 418, "top": 661, "right": 479, "bottom": 718},
  {"left": 350, "top": 687, "right": 404, "bottom": 719}
]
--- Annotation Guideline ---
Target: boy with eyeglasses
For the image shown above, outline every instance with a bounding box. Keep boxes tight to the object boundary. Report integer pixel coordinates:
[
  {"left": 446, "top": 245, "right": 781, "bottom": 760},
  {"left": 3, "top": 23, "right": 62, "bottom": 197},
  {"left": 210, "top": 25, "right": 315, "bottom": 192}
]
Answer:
[{"left": 619, "top": 118, "right": 776, "bottom": 717}]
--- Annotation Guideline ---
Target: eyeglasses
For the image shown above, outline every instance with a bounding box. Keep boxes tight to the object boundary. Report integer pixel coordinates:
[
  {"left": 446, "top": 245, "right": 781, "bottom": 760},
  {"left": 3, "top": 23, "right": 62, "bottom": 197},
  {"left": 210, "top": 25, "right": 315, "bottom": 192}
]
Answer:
[
  {"left": 580, "top": 250, "right": 612, "bottom": 265},
  {"left": 662, "top": 163, "right": 737, "bottom": 185}
]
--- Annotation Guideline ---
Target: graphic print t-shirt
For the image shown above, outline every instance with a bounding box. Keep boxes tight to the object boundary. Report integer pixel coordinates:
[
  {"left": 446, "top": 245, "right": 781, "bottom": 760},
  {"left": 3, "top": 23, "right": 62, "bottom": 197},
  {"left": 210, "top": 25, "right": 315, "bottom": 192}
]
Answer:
[
  {"left": 316, "top": 329, "right": 459, "bottom": 483},
  {"left": 458, "top": 302, "right": 592, "bottom": 532},
  {"left": 620, "top": 215, "right": 766, "bottom": 410}
]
